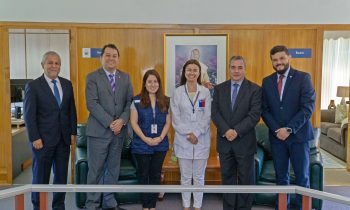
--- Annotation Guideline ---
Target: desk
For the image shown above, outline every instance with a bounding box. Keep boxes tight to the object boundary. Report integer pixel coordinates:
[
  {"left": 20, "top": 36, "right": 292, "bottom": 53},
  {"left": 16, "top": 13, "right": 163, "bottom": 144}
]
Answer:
[
  {"left": 11, "top": 125, "right": 32, "bottom": 178},
  {"left": 161, "top": 151, "right": 221, "bottom": 184}
]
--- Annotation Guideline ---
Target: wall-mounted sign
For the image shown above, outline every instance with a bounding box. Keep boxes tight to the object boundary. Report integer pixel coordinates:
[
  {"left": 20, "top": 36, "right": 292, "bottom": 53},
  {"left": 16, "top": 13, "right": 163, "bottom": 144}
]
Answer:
[
  {"left": 288, "top": 48, "right": 312, "bottom": 58},
  {"left": 82, "top": 48, "right": 102, "bottom": 58}
]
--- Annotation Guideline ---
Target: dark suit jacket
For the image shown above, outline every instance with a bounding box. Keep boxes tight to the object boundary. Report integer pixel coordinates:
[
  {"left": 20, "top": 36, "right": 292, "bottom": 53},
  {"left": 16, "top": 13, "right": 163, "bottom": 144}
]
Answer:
[
  {"left": 211, "top": 79, "right": 262, "bottom": 155},
  {"left": 24, "top": 74, "right": 77, "bottom": 146},
  {"left": 261, "top": 68, "right": 315, "bottom": 143}
]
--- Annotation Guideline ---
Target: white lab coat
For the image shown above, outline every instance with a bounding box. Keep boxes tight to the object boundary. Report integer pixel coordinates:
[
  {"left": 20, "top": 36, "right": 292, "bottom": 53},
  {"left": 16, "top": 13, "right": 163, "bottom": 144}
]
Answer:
[{"left": 171, "top": 84, "right": 211, "bottom": 159}]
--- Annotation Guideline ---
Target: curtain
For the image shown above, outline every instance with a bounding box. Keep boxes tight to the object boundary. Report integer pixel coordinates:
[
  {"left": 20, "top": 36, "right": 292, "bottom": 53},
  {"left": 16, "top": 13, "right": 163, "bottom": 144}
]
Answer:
[{"left": 321, "top": 37, "right": 350, "bottom": 109}]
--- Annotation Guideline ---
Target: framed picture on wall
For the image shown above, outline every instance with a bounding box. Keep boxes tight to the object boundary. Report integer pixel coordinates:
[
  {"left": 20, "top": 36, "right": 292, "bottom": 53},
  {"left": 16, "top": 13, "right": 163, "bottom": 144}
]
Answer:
[{"left": 164, "top": 34, "right": 229, "bottom": 96}]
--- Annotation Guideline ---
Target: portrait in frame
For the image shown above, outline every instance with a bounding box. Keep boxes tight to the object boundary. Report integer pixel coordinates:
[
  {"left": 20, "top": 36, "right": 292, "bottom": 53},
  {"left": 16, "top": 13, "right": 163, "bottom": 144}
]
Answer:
[{"left": 164, "top": 34, "right": 229, "bottom": 96}]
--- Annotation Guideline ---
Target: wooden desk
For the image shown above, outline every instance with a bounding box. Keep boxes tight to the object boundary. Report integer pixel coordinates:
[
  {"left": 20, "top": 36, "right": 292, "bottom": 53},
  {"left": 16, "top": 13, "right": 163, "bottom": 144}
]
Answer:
[
  {"left": 162, "top": 150, "right": 221, "bottom": 184},
  {"left": 11, "top": 125, "right": 32, "bottom": 178}
]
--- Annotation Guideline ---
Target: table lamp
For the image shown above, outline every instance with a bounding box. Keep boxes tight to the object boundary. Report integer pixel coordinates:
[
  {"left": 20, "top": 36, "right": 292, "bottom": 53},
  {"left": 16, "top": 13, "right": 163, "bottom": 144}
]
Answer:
[{"left": 337, "top": 86, "right": 350, "bottom": 105}]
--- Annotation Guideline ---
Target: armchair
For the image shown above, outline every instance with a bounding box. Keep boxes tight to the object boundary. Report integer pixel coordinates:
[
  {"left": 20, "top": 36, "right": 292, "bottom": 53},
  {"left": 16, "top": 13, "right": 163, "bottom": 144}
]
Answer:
[{"left": 254, "top": 124, "right": 323, "bottom": 210}]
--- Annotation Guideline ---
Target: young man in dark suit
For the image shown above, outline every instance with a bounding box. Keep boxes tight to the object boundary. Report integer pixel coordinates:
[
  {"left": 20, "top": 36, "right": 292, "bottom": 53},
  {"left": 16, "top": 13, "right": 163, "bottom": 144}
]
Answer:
[
  {"left": 24, "top": 51, "right": 77, "bottom": 210},
  {"left": 262, "top": 45, "right": 316, "bottom": 210},
  {"left": 212, "top": 56, "right": 262, "bottom": 210}
]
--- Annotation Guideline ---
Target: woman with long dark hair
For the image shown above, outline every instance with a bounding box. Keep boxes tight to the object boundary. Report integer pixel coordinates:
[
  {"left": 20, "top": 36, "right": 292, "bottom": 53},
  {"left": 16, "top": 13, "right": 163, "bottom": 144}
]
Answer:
[
  {"left": 171, "top": 59, "right": 211, "bottom": 210},
  {"left": 130, "top": 69, "right": 171, "bottom": 210}
]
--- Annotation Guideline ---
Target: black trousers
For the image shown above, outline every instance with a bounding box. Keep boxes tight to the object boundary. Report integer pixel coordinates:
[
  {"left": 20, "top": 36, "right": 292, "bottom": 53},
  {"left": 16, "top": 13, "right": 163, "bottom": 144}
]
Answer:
[
  {"left": 219, "top": 152, "right": 255, "bottom": 210},
  {"left": 134, "top": 151, "right": 167, "bottom": 208},
  {"left": 31, "top": 139, "right": 70, "bottom": 210}
]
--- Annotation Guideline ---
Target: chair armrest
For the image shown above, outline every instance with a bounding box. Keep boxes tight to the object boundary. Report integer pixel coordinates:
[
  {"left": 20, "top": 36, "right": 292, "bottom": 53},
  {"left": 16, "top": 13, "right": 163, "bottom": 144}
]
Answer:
[
  {"left": 342, "top": 125, "right": 348, "bottom": 146},
  {"left": 341, "top": 122, "right": 348, "bottom": 132},
  {"left": 74, "top": 147, "right": 88, "bottom": 185},
  {"left": 309, "top": 150, "right": 324, "bottom": 191},
  {"left": 255, "top": 146, "right": 265, "bottom": 183}
]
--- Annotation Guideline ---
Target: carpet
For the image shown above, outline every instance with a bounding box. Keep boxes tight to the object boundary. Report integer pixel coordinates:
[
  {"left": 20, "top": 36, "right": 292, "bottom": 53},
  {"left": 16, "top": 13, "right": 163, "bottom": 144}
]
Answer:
[
  {"left": 325, "top": 169, "right": 350, "bottom": 186},
  {"left": 321, "top": 149, "right": 346, "bottom": 169}
]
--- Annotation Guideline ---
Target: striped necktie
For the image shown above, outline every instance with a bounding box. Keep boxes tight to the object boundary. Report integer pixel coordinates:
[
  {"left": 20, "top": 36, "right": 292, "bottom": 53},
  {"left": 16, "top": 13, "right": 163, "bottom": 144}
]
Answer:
[{"left": 109, "top": 74, "right": 116, "bottom": 92}]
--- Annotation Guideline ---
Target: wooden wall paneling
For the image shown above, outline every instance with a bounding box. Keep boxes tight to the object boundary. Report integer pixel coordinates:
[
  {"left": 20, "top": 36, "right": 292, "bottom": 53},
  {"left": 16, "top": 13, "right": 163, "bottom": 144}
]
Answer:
[
  {"left": 230, "top": 30, "right": 265, "bottom": 83},
  {"left": 0, "top": 27, "right": 12, "bottom": 184},
  {"left": 314, "top": 28, "right": 324, "bottom": 128},
  {"left": 70, "top": 28, "right": 79, "bottom": 119},
  {"left": 76, "top": 27, "right": 193, "bottom": 122},
  {"left": 259, "top": 29, "right": 319, "bottom": 125},
  {"left": 202, "top": 29, "right": 319, "bottom": 125},
  {"left": 69, "top": 27, "right": 78, "bottom": 183},
  {"left": 76, "top": 28, "right": 112, "bottom": 123}
]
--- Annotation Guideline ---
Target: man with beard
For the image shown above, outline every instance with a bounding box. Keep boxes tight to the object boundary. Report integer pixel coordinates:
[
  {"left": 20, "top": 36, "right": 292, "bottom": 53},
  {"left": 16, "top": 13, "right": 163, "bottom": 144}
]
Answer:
[{"left": 261, "top": 45, "right": 315, "bottom": 210}]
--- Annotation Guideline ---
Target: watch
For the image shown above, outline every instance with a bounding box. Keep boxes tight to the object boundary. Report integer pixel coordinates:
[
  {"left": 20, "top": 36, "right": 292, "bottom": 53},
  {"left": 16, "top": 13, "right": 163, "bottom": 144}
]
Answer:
[{"left": 286, "top": 127, "right": 292, "bottom": 134}]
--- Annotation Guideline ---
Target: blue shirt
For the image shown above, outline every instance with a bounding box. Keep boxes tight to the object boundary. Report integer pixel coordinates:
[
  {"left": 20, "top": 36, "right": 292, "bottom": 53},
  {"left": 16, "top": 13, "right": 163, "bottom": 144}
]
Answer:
[{"left": 231, "top": 79, "right": 243, "bottom": 98}]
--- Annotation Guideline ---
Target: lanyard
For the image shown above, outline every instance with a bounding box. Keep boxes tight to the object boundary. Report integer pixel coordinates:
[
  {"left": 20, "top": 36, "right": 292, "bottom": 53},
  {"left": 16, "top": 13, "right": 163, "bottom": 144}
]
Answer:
[
  {"left": 184, "top": 85, "right": 200, "bottom": 114},
  {"left": 151, "top": 102, "right": 157, "bottom": 124}
]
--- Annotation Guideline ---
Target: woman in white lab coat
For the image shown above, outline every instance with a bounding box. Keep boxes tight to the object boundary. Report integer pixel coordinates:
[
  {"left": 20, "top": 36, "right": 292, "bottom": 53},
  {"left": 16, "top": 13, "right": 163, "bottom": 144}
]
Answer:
[{"left": 171, "top": 59, "right": 211, "bottom": 210}]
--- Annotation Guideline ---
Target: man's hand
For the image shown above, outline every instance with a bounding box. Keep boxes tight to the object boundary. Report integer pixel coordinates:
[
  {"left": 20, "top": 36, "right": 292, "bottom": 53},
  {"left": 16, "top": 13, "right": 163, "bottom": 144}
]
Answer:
[
  {"left": 110, "top": 119, "right": 124, "bottom": 135},
  {"left": 70, "top": 135, "right": 76, "bottom": 145},
  {"left": 225, "top": 129, "right": 237, "bottom": 141},
  {"left": 32, "top": 139, "right": 43, "bottom": 150},
  {"left": 186, "top": 133, "right": 198, "bottom": 144},
  {"left": 275, "top": 128, "right": 290, "bottom": 141}
]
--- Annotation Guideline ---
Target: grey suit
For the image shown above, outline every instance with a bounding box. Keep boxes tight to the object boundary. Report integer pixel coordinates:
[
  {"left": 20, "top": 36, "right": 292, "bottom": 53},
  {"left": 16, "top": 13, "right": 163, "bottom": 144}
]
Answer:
[
  {"left": 85, "top": 68, "right": 133, "bottom": 210},
  {"left": 212, "top": 79, "right": 261, "bottom": 210}
]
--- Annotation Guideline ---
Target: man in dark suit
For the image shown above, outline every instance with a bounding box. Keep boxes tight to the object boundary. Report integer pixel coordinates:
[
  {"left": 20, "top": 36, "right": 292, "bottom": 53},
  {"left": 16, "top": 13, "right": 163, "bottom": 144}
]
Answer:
[
  {"left": 85, "top": 44, "right": 133, "bottom": 210},
  {"left": 24, "top": 51, "right": 77, "bottom": 210},
  {"left": 262, "top": 45, "right": 315, "bottom": 210},
  {"left": 212, "top": 56, "right": 261, "bottom": 210}
]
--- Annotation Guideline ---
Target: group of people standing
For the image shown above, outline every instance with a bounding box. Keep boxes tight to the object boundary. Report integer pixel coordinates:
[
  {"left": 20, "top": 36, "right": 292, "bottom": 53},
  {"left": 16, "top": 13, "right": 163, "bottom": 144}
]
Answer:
[{"left": 23, "top": 43, "right": 315, "bottom": 210}]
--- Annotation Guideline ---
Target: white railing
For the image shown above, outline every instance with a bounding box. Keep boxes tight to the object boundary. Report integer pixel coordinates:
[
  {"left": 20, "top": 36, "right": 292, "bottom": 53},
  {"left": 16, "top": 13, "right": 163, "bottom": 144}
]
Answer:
[{"left": 1, "top": 184, "right": 350, "bottom": 210}]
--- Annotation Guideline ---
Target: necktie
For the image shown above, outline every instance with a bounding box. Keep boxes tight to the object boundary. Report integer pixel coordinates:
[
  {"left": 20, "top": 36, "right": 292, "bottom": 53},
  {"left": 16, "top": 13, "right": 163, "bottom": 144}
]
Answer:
[
  {"left": 231, "top": 83, "right": 239, "bottom": 109},
  {"left": 109, "top": 74, "right": 116, "bottom": 92},
  {"left": 51, "top": 80, "right": 61, "bottom": 106},
  {"left": 277, "top": 74, "right": 285, "bottom": 98}
]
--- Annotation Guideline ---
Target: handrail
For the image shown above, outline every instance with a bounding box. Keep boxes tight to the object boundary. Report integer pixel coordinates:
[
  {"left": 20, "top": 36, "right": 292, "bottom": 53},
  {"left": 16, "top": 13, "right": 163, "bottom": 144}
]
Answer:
[
  {"left": 295, "top": 186, "right": 350, "bottom": 206},
  {"left": 1, "top": 184, "right": 350, "bottom": 209},
  {"left": 0, "top": 185, "right": 30, "bottom": 200}
]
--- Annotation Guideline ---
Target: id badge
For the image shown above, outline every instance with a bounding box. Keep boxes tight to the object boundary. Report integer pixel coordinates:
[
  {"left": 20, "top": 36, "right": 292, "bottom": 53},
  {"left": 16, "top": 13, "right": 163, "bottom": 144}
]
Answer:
[
  {"left": 151, "top": 124, "right": 158, "bottom": 134},
  {"left": 190, "top": 113, "right": 196, "bottom": 121}
]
